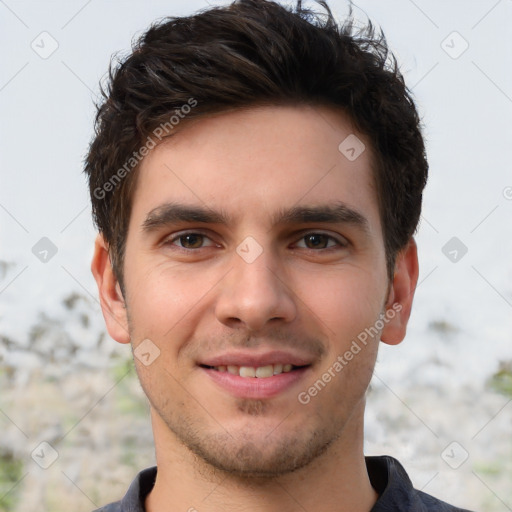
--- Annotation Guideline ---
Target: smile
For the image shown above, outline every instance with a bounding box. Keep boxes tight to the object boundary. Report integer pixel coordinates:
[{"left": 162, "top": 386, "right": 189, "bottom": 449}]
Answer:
[
  {"left": 203, "top": 363, "right": 296, "bottom": 378},
  {"left": 200, "top": 364, "right": 311, "bottom": 400}
]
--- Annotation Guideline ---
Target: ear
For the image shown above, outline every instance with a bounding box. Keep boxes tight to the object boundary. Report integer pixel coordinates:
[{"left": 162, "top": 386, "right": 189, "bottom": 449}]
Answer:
[
  {"left": 91, "top": 233, "right": 130, "bottom": 344},
  {"left": 380, "top": 238, "right": 419, "bottom": 346}
]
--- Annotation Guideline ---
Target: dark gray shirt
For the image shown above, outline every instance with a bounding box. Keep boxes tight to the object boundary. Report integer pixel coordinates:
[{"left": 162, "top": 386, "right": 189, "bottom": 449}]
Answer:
[{"left": 92, "top": 456, "right": 475, "bottom": 511}]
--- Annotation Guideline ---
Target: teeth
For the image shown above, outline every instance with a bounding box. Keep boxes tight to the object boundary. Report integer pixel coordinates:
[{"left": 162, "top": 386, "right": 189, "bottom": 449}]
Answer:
[
  {"left": 212, "top": 363, "right": 297, "bottom": 378},
  {"left": 255, "top": 365, "right": 273, "bottom": 378},
  {"left": 239, "top": 366, "right": 256, "bottom": 378}
]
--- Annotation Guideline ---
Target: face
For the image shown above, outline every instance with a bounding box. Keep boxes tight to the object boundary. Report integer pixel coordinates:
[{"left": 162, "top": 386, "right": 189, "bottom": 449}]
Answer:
[{"left": 94, "top": 105, "right": 415, "bottom": 477}]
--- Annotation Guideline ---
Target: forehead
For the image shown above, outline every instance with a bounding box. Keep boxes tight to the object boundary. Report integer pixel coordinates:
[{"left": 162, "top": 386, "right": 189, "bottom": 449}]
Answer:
[{"left": 130, "top": 105, "right": 380, "bottom": 233}]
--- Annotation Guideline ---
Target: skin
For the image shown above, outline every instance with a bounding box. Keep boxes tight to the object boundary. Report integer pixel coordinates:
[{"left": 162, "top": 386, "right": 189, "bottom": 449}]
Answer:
[{"left": 92, "top": 105, "right": 419, "bottom": 512}]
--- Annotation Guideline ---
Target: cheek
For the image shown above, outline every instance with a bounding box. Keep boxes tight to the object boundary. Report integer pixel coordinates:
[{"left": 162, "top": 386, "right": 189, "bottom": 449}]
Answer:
[
  {"left": 293, "top": 266, "right": 386, "bottom": 338},
  {"left": 124, "top": 261, "right": 217, "bottom": 345},
  {"left": 126, "top": 266, "right": 207, "bottom": 398}
]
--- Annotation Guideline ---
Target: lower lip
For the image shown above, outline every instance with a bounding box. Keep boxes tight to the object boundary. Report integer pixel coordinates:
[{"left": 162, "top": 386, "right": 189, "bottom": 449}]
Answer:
[{"left": 201, "top": 367, "right": 310, "bottom": 399}]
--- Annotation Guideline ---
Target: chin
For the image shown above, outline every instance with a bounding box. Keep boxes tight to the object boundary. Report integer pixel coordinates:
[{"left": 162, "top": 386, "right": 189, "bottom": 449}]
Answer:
[{"left": 168, "top": 414, "right": 336, "bottom": 479}]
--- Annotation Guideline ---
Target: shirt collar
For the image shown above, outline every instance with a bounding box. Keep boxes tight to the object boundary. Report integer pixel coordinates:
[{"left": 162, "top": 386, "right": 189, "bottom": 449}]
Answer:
[{"left": 109, "top": 455, "right": 469, "bottom": 512}]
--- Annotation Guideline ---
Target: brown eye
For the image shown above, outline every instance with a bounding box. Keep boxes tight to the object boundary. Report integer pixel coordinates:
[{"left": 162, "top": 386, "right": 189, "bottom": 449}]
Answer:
[
  {"left": 304, "top": 234, "right": 330, "bottom": 249},
  {"left": 166, "top": 232, "right": 216, "bottom": 249},
  {"left": 296, "top": 233, "right": 341, "bottom": 250},
  {"left": 178, "top": 234, "right": 205, "bottom": 249}
]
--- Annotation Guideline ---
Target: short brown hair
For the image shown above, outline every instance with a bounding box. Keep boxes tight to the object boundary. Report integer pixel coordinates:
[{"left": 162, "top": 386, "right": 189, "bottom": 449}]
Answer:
[{"left": 85, "top": 0, "right": 428, "bottom": 290}]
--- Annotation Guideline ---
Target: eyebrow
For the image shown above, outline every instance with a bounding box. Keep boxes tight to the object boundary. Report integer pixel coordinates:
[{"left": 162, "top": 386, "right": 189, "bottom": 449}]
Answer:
[
  {"left": 270, "top": 203, "right": 369, "bottom": 233},
  {"left": 142, "top": 203, "right": 228, "bottom": 232},
  {"left": 141, "top": 201, "right": 370, "bottom": 235}
]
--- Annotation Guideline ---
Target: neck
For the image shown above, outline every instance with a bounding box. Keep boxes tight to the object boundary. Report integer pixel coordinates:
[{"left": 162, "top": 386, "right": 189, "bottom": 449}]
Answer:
[{"left": 145, "top": 403, "right": 378, "bottom": 512}]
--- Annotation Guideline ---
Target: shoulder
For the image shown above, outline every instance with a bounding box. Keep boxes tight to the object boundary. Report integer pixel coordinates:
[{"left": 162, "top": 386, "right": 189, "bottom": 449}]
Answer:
[
  {"left": 91, "top": 504, "right": 122, "bottom": 512},
  {"left": 91, "top": 466, "right": 157, "bottom": 512},
  {"left": 413, "top": 489, "right": 475, "bottom": 512},
  {"left": 367, "top": 455, "right": 476, "bottom": 512}
]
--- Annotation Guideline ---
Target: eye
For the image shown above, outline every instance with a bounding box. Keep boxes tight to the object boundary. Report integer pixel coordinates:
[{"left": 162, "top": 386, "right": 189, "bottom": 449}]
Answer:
[
  {"left": 294, "top": 232, "right": 346, "bottom": 250},
  {"left": 165, "top": 232, "right": 217, "bottom": 249}
]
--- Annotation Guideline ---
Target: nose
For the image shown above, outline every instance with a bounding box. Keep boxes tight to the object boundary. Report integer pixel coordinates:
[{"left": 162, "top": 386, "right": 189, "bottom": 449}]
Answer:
[{"left": 214, "top": 246, "right": 297, "bottom": 332}]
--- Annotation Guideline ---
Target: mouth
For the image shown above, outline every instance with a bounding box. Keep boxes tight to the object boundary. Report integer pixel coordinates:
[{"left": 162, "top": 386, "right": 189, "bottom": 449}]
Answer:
[
  {"left": 199, "top": 363, "right": 305, "bottom": 378},
  {"left": 198, "top": 352, "right": 313, "bottom": 399}
]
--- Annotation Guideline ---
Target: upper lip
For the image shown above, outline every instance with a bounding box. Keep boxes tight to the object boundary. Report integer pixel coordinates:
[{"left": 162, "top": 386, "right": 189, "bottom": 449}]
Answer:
[{"left": 199, "top": 350, "right": 315, "bottom": 368}]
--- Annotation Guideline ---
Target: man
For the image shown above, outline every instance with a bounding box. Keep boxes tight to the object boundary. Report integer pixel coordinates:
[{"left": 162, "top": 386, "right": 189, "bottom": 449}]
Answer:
[{"left": 86, "top": 0, "right": 473, "bottom": 510}]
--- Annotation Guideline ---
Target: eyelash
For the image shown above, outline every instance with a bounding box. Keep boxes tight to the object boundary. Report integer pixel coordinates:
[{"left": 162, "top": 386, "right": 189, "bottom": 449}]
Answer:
[{"left": 163, "top": 230, "right": 348, "bottom": 252}]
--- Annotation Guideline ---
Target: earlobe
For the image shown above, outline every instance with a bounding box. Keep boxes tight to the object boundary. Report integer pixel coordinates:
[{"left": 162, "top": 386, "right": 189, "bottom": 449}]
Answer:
[
  {"left": 91, "top": 234, "right": 131, "bottom": 344},
  {"left": 380, "top": 238, "right": 419, "bottom": 346}
]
